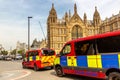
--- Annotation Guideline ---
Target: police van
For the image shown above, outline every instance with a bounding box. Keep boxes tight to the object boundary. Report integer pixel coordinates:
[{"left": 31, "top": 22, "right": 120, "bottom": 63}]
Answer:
[
  {"left": 22, "top": 48, "right": 56, "bottom": 71},
  {"left": 54, "top": 31, "right": 120, "bottom": 80}
]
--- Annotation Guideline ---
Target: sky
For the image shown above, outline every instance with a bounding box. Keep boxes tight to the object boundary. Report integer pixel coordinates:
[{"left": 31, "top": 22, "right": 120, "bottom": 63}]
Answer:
[{"left": 0, "top": 0, "right": 120, "bottom": 50}]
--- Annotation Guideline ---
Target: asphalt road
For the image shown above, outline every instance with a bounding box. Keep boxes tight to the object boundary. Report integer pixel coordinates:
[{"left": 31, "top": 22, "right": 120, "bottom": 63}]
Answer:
[{"left": 0, "top": 60, "right": 104, "bottom": 80}]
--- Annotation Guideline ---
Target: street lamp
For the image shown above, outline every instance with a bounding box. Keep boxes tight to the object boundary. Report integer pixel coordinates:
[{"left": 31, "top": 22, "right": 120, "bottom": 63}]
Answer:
[{"left": 28, "top": 16, "right": 32, "bottom": 50}]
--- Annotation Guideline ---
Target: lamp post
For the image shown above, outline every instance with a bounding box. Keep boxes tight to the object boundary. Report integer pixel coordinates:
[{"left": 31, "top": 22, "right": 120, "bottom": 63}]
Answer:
[{"left": 28, "top": 16, "right": 32, "bottom": 50}]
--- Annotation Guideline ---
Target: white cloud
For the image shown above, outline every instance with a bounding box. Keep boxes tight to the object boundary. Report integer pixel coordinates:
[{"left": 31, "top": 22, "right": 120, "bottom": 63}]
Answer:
[{"left": 74, "top": 0, "right": 120, "bottom": 20}]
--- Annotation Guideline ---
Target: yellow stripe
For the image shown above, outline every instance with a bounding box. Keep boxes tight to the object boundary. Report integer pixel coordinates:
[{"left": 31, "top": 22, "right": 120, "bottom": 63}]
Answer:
[
  {"left": 87, "top": 55, "right": 97, "bottom": 68},
  {"left": 36, "top": 56, "right": 40, "bottom": 60},
  {"left": 67, "top": 56, "right": 72, "bottom": 66},
  {"left": 29, "top": 56, "right": 32, "bottom": 61},
  {"left": 41, "top": 56, "right": 46, "bottom": 62},
  {"left": 67, "top": 56, "right": 77, "bottom": 66},
  {"left": 118, "top": 54, "right": 120, "bottom": 68},
  {"left": 72, "top": 56, "right": 77, "bottom": 66},
  {"left": 45, "top": 56, "right": 49, "bottom": 62},
  {"left": 54, "top": 57, "right": 60, "bottom": 65},
  {"left": 96, "top": 55, "right": 102, "bottom": 68}
]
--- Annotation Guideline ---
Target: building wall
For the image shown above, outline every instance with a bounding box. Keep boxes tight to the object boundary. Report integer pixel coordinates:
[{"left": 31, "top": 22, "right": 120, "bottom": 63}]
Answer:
[
  {"left": 47, "top": 4, "right": 120, "bottom": 53},
  {"left": 100, "top": 14, "right": 120, "bottom": 33}
]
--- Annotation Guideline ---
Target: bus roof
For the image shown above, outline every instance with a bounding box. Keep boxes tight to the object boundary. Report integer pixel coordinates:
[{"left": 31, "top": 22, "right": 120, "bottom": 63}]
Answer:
[{"left": 67, "top": 30, "right": 120, "bottom": 44}]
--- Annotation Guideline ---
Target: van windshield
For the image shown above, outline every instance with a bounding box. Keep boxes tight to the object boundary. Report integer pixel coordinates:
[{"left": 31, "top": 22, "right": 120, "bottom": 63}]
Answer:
[{"left": 42, "top": 49, "right": 55, "bottom": 56}]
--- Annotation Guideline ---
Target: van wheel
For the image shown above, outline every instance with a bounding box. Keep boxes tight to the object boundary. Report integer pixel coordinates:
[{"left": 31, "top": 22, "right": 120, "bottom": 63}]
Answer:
[
  {"left": 34, "top": 64, "right": 39, "bottom": 71},
  {"left": 22, "top": 64, "right": 26, "bottom": 69},
  {"left": 108, "top": 72, "right": 120, "bottom": 80},
  {"left": 55, "top": 66, "right": 64, "bottom": 77}
]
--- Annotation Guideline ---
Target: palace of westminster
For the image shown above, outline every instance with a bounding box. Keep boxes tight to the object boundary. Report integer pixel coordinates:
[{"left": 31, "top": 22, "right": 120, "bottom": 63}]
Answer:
[{"left": 31, "top": 3, "right": 120, "bottom": 53}]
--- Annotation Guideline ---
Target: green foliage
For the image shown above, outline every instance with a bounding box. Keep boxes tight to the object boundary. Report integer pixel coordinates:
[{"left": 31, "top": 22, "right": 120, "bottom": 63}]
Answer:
[
  {"left": 1, "top": 50, "right": 8, "bottom": 55},
  {"left": 17, "top": 49, "right": 25, "bottom": 55},
  {"left": 11, "top": 49, "right": 16, "bottom": 55}
]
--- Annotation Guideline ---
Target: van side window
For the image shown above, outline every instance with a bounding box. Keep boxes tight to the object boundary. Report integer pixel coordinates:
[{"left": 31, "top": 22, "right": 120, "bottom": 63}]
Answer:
[
  {"left": 75, "top": 41, "right": 95, "bottom": 55},
  {"left": 97, "top": 35, "right": 120, "bottom": 53},
  {"left": 60, "top": 44, "right": 71, "bottom": 55}
]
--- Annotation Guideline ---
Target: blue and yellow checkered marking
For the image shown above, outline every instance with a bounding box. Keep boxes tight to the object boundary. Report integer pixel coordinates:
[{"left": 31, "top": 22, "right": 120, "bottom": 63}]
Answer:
[
  {"left": 101, "top": 54, "right": 119, "bottom": 68},
  {"left": 28, "top": 56, "right": 40, "bottom": 61},
  {"left": 56, "top": 54, "right": 120, "bottom": 69},
  {"left": 60, "top": 56, "right": 67, "bottom": 66},
  {"left": 77, "top": 56, "right": 87, "bottom": 67}
]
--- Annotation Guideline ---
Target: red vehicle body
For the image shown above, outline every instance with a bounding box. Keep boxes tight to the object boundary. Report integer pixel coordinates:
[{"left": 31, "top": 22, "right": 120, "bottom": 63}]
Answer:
[
  {"left": 54, "top": 30, "right": 120, "bottom": 80},
  {"left": 22, "top": 48, "right": 56, "bottom": 71}
]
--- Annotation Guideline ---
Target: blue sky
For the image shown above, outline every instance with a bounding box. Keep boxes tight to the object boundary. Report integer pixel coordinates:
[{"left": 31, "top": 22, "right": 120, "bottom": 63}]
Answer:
[{"left": 0, "top": 0, "right": 120, "bottom": 50}]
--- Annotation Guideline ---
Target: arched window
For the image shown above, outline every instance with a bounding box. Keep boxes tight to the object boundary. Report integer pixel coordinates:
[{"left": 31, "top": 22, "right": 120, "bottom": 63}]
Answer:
[{"left": 72, "top": 25, "right": 83, "bottom": 40}]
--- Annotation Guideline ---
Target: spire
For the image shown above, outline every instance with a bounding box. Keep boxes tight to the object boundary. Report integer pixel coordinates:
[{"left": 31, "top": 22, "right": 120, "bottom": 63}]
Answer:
[
  {"left": 69, "top": 10, "right": 71, "bottom": 19},
  {"left": 47, "top": 3, "right": 57, "bottom": 24},
  {"left": 84, "top": 13, "right": 87, "bottom": 24},
  {"left": 65, "top": 12, "right": 68, "bottom": 22},
  {"left": 52, "top": 3, "right": 54, "bottom": 8},
  {"left": 93, "top": 6, "right": 101, "bottom": 27},
  {"left": 74, "top": 3, "right": 77, "bottom": 14},
  {"left": 95, "top": 6, "right": 97, "bottom": 11},
  {"left": 84, "top": 13, "right": 87, "bottom": 19},
  {"left": 94, "top": 6, "right": 100, "bottom": 17}
]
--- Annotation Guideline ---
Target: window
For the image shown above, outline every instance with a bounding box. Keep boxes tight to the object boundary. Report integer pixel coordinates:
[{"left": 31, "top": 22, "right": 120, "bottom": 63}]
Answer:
[
  {"left": 110, "top": 25, "right": 113, "bottom": 31},
  {"left": 28, "top": 51, "right": 39, "bottom": 56},
  {"left": 97, "top": 35, "right": 120, "bottom": 53},
  {"left": 60, "top": 44, "right": 71, "bottom": 55},
  {"left": 74, "top": 41, "right": 95, "bottom": 55},
  {"left": 34, "top": 51, "right": 39, "bottom": 56},
  {"left": 42, "top": 49, "right": 55, "bottom": 56}
]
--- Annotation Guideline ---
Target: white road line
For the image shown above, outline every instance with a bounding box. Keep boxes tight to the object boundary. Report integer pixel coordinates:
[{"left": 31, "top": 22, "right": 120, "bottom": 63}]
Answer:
[
  {"left": 10, "top": 70, "right": 31, "bottom": 80},
  {"left": 0, "top": 70, "right": 31, "bottom": 80}
]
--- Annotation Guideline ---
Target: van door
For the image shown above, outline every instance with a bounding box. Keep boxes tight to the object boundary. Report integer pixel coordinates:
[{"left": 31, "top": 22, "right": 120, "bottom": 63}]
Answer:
[
  {"left": 60, "top": 44, "right": 71, "bottom": 67},
  {"left": 60, "top": 43, "right": 77, "bottom": 73}
]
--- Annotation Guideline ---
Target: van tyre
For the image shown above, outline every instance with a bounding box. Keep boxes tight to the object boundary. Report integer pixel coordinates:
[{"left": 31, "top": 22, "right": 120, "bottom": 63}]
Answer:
[
  {"left": 55, "top": 66, "right": 64, "bottom": 77},
  {"left": 22, "top": 64, "right": 26, "bottom": 69},
  {"left": 108, "top": 72, "right": 120, "bottom": 80},
  {"left": 34, "top": 64, "right": 39, "bottom": 71}
]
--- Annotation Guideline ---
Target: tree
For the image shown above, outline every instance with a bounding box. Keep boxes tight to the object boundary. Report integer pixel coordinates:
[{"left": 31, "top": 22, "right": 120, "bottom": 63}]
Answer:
[
  {"left": 17, "top": 49, "right": 25, "bottom": 55},
  {"left": 11, "top": 49, "right": 16, "bottom": 55},
  {"left": 1, "top": 50, "right": 8, "bottom": 55}
]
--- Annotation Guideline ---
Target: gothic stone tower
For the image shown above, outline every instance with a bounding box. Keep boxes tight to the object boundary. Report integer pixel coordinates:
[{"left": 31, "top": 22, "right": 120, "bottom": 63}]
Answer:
[{"left": 47, "top": 4, "right": 101, "bottom": 53}]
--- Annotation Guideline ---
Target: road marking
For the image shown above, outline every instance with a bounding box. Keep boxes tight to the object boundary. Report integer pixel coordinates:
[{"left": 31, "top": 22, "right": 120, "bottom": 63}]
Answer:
[
  {"left": 0, "top": 70, "right": 31, "bottom": 80},
  {"left": 10, "top": 70, "right": 31, "bottom": 80}
]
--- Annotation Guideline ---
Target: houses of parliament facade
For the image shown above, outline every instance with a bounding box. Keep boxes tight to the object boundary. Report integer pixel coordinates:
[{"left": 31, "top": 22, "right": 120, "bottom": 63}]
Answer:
[{"left": 47, "top": 3, "right": 120, "bottom": 53}]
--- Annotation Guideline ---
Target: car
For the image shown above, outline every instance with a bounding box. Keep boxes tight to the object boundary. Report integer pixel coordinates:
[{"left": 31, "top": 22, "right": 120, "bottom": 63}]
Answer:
[
  {"left": 15, "top": 54, "right": 22, "bottom": 60},
  {"left": 5, "top": 56, "right": 12, "bottom": 61},
  {"left": 0, "top": 55, "right": 3, "bottom": 60}
]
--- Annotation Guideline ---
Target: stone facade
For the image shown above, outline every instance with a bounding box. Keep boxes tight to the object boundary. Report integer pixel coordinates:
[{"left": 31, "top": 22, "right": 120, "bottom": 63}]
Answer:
[
  {"left": 47, "top": 3, "right": 120, "bottom": 53},
  {"left": 99, "top": 13, "right": 120, "bottom": 33},
  {"left": 39, "top": 39, "right": 47, "bottom": 49},
  {"left": 31, "top": 39, "right": 40, "bottom": 49}
]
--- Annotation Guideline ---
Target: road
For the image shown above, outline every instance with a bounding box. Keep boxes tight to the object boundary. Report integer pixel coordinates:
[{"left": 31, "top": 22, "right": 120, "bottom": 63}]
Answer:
[{"left": 0, "top": 60, "right": 104, "bottom": 80}]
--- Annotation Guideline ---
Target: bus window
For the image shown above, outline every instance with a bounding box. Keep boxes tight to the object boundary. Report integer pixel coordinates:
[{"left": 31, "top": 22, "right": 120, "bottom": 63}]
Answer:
[
  {"left": 75, "top": 41, "right": 95, "bottom": 55},
  {"left": 97, "top": 35, "right": 120, "bottom": 53}
]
